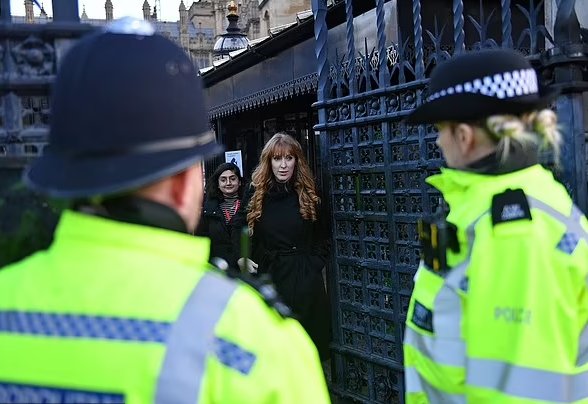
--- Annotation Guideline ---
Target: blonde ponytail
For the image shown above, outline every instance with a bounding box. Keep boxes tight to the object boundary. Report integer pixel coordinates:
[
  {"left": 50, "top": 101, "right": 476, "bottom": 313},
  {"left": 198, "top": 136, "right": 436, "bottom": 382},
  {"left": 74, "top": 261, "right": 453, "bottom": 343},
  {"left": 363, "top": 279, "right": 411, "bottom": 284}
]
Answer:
[
  {"left": 531, "top": 109, "right": 561, "bottom": 163},
  {"left": 483, "top": 108, "right": 561, "bottom": 165}
]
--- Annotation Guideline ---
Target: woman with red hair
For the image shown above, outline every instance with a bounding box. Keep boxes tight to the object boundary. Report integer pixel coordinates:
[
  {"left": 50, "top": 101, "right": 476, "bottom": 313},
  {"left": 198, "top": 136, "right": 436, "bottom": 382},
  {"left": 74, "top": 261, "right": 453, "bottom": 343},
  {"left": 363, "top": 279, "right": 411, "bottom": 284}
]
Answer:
[{"left": 241, "top": 133, "right": 331, "bottom": 361}]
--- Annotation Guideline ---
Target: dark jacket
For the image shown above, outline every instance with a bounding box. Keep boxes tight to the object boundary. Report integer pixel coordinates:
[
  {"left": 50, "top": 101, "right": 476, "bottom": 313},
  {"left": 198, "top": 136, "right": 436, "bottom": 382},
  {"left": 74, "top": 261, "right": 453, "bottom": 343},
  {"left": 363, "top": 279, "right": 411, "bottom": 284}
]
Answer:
[
  {"left": 195, "top": 196, "right": 245, "bottom": 270},
  {"left": 244, "top": 183, "right": 331, "bottom": 360}
]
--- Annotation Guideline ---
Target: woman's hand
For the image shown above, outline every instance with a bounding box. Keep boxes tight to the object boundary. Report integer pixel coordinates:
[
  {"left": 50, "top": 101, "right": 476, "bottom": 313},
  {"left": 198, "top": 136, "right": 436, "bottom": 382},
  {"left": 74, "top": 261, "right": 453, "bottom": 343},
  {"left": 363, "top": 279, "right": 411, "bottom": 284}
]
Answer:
[{"left": 237, "top": 257, "right": 258, "bottom": 274}]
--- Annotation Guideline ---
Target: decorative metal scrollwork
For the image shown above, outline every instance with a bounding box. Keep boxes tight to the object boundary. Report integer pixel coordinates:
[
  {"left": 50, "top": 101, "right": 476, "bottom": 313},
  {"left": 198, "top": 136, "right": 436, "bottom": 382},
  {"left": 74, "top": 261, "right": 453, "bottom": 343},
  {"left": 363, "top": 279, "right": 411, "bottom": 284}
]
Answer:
[
  {"left": 368, "top": 97, "right": 380, "bottom": 115},
  {"left": 355, "top": 101, "right": 367, "bottom": 118},
  {"left": 11, "top": 36, "right": 55, "bottom": 77},
  {"left": 208, "top": 73, "right": 318, "bottom": 119},
  {"left": 21, "top": 96, "right": 50, "bottom": 128},
  {"left": 344, "top": 357, "right": 369, "bottom": 393},
  {"left": 374, "top": 368, "right": 395, "bottom": 402},
  {"left": 339, "top": 103, "right": 351, "bottom": 120},
  {"left": 327, "top": 107, "right": 339, "bottom": 122}
]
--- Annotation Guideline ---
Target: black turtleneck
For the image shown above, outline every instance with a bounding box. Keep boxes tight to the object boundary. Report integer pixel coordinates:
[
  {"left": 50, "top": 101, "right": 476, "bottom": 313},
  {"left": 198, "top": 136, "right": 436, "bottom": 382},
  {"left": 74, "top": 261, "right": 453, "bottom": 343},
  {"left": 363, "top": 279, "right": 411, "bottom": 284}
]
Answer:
[
  {"left": 76, "top": 196, "right": 188, "bottom": 234},
  {"left": 267, "top": 180, "right": 294, "bottom": 200}
]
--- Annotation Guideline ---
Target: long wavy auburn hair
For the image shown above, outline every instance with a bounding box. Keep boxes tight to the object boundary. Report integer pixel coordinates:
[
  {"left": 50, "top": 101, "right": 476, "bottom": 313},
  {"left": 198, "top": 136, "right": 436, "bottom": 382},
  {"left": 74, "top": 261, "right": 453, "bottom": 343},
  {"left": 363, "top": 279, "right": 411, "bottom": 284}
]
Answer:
[{"left": 247, "top": 133, "right": 320, "bottom": 233}]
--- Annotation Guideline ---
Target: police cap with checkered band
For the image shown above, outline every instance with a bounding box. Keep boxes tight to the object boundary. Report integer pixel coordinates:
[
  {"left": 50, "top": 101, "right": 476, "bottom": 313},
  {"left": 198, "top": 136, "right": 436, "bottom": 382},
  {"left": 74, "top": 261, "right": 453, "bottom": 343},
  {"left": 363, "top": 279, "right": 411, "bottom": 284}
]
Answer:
[
  {"left": 24, "top": 17, "right": 223, "bottom": 198},
  {"left": 405, "top": 48, "right": 559, "bottom": 124}
]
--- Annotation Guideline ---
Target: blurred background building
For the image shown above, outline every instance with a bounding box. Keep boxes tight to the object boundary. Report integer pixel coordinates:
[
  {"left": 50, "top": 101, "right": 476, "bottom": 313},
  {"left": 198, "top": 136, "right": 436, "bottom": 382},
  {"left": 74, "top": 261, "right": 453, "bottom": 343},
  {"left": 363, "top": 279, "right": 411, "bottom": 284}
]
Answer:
[{"left": 12, "top": 0, "right": 311, "bottom": 68}]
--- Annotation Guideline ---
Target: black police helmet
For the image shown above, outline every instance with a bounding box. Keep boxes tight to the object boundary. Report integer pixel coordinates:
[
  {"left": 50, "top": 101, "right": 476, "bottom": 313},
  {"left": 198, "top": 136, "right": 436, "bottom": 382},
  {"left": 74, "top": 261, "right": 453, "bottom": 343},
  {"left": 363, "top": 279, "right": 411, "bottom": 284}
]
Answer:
[{"left": 24, "top": 17, "right": 224, "bottom": 198}]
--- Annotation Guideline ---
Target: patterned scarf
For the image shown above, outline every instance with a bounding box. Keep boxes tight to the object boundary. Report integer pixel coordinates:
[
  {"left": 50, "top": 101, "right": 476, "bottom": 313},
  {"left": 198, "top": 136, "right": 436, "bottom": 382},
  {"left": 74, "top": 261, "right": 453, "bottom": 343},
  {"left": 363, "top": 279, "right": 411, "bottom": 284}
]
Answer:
[{"left": 220, "top": 196, "right": 240, "bottom": 224}]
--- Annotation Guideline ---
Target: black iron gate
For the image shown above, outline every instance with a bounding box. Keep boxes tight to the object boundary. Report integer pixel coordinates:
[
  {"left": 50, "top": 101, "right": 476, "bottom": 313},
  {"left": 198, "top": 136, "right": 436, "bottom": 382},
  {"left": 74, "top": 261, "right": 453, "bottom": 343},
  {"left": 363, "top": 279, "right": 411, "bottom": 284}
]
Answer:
[{"left": 312, "top": 0, "right": 588, "bottom": 402}]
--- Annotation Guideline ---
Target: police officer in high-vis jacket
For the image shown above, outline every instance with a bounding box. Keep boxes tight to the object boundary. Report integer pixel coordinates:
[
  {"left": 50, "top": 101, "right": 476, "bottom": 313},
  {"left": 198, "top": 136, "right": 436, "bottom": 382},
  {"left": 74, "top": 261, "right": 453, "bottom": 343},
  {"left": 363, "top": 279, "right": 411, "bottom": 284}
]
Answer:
[
  {"left": 0, "top": 18, "right": 330, "bottom": 404},
  {"left": 403, "top": 48, "right": 588, "bottom": 402}
]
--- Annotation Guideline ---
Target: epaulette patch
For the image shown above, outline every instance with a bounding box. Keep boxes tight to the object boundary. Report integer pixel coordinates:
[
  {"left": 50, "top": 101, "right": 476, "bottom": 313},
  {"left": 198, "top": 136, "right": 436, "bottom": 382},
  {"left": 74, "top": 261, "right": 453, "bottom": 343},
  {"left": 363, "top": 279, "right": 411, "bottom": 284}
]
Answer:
[{"left": 491, "top": 188, "right": 532, "bottom": 226}]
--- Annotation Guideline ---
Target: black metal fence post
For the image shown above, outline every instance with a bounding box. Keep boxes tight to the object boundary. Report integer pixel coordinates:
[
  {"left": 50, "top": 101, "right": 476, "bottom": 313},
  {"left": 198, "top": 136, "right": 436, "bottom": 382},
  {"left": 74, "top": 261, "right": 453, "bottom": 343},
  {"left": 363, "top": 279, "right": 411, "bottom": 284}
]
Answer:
[
  {"left": 0, "top": 0, "right": 11, "bottom": 22},
  {"left": 542, "top": 0, "right": 588, "bottom": 212},
  {"left": 52, "top": 0, "right": 80, "bottom": 23},
  {"left": 312, "top": 0, "right": 340, "bottom": 390}
]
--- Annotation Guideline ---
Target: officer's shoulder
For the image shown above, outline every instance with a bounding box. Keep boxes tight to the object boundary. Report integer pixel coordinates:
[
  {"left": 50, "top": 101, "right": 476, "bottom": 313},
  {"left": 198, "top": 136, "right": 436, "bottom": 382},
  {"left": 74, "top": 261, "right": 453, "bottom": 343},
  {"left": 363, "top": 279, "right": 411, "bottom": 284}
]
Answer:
[
  {"left": 490, "top": 188, "right": 532, "bottom": 226},
  {"left": 210, "top": 266, "right": 294, "bottom": 319},
  {"left": 235, "top": 273, "right": 295, "bottom": 319}
]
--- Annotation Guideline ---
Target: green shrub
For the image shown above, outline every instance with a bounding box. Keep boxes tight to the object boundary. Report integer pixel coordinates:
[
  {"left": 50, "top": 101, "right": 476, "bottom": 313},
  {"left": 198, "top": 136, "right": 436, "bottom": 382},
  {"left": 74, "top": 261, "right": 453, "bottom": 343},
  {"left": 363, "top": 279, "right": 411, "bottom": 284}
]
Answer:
[
  {"left": 0, "top": 175, "right": 61, "bottom": 267},
  {"left": 0, "top": 208, "right": 57, "bottom": 266}
]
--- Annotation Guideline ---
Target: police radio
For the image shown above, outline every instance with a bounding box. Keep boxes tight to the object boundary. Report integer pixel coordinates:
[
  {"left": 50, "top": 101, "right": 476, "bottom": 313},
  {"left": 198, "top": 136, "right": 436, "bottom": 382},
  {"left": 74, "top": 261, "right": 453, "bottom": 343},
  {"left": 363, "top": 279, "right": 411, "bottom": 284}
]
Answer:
[{"left": 417, "top": 199, "right": 460, "bottom": 274}]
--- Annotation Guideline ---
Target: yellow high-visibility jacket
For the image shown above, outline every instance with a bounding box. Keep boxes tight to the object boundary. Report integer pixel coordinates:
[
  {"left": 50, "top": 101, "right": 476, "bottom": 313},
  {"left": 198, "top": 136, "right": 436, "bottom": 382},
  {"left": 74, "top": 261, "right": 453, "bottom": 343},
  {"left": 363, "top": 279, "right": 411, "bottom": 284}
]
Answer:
[
  {"left": 0, "top": 210, "right": 330, "bottom": 404},
  {"left": 405, "top": 165, "right": 588, "bottom": 403}
]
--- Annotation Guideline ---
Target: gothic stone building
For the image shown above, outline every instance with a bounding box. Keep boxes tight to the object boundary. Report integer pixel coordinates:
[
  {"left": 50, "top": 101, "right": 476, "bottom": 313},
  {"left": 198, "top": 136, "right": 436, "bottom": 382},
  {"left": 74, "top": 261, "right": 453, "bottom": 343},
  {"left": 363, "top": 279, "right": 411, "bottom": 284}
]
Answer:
[{"left": 14, "top": 0, "right": 311, "bottom": 69}]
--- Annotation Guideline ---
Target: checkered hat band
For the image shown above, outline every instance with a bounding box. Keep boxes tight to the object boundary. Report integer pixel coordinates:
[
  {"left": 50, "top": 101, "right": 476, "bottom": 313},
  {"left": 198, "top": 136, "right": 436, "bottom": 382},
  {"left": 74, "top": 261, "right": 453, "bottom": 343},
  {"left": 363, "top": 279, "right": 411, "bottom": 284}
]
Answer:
[{"left": 426, "top": 68, "right": 539, "bottom": 102}]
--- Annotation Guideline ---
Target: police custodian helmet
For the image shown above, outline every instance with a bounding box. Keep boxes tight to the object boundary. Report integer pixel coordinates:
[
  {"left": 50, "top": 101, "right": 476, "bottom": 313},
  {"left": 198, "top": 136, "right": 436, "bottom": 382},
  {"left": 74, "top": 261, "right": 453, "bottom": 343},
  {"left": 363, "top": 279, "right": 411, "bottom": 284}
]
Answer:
[{"left": 24, "top": 17, "right": 224, "bottom": 198}]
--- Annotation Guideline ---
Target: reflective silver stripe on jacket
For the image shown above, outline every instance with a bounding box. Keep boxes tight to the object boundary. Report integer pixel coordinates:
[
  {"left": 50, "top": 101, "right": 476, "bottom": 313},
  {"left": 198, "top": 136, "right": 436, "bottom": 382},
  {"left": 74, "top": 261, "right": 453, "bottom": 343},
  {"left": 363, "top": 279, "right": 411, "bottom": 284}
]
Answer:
[
  {"left": 155, "top": 272, "right": 238, "bottom": 404},
  {"left": 435, "top": 212, "right": 488, "bottom": 338},
  {"left": 466, "top": 197, "right": 588, "bottom": 402},
  {"left": 405, "top": 366, "right": 465, "bottom": 404},
  {"left": 405, "top": 213, "right": 487, "bottom": 394},
  {"left": 579, "top": 323, "right": 588, "bottom": 367},
  {"left": 527, "top": 196, "right": 588, "bottom": 367},
  {"left": 407, "top": 195, "right": 588, "bottom": 401},
  {"left": 468, "top": 358, "right": 588, "bottom": 402},
  {"left": 404, "top": 328, "right": 464, "bottom": 367},
  {"left": 527, "top": 197, "right": 588, "bottom": 242}
]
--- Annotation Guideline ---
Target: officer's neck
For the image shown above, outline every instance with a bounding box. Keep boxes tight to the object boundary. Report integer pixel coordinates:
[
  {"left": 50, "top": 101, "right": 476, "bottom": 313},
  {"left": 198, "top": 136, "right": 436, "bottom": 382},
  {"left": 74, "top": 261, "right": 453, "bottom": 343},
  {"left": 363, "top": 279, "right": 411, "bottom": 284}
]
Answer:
[
  {"left": 76, "top": 196, "right": 189, "bottom": 234},
  {"left": 464, "top": 143, "right": 538, "bottom": 175}
]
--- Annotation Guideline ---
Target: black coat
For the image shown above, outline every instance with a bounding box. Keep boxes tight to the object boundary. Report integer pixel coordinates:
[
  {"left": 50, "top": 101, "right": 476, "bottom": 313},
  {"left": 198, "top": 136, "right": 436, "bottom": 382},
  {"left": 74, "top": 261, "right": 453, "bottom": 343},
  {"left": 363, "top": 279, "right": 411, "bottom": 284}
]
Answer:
[
  {"left": 244, "top": 184, "right": 331, "bottom": 360},
  {"left": 195, "top": 196, "right": 245, "bottom": 270}
]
